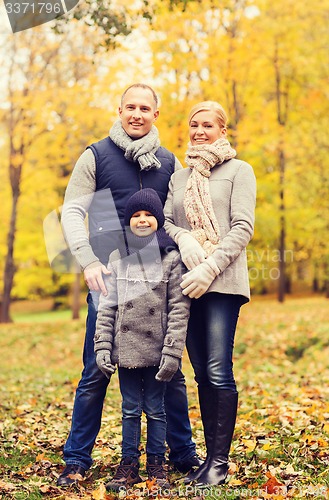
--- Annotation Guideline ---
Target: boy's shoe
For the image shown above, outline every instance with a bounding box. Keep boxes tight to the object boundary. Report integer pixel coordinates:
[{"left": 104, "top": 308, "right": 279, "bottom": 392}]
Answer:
[
  {"left": 106, "top": 457, "right": 142, "bottom": 492},
  {"left": 56, "top": 464, "right": 86, "bottom": 486},
  {"left": 146, "top": 456, "right": 170, "bottom": 489},
  {"left": 173, "top": 454, "right": 203, "bottom": 473}
]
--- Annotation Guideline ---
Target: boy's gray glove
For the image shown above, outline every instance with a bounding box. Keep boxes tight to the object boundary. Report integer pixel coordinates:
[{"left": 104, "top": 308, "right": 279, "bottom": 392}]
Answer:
[
  {"left": 155, "top": 354, "right": 180, "bottom": 382},
  {"left": 96, "top": 350, "right": 116, "bottom": 379}
]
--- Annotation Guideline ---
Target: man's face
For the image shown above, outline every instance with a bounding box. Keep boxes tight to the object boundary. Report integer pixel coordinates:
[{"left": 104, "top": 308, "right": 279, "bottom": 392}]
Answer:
[{"left": 119, "top": 87, "right": 159, "bottom": 139}]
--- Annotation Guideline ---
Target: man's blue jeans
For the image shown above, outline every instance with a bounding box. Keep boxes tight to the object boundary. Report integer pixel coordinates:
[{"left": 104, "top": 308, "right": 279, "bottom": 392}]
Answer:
[
  {"left": 119, "top": 366, "right": 166, "bottom": 459},
  {"left": 63, "top": 292, "right": 195, "bottom": 470},
  {"left": 186, "top": 293, "right": 244, "bottom": 390}
]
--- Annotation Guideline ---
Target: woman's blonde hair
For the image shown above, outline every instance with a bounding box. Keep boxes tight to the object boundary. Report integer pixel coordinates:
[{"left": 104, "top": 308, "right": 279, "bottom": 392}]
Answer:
[{"left": 188, "top": 101, "right": 228, "bottom": 129}]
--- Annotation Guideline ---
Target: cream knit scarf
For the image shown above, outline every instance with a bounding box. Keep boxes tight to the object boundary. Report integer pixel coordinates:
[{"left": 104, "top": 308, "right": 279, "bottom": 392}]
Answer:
[
  {"left": 109, "top": 119, "right": 161, "bottom": 170},
  {"left": 184, "top": 138, "right": 236, "bottom": 255}
]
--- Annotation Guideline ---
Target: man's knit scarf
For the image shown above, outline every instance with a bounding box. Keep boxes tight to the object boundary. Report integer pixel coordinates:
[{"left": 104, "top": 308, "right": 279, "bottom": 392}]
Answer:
[
  {"left": 109, "top": 119, "right": 161, "bottom": 170},
  {"left": 183, "top": 138, "right": 236, "bottom": 255}
]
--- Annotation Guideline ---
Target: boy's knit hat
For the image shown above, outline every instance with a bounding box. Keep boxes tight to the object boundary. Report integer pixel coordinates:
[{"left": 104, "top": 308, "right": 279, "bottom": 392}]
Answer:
[{"left": 124, "top": 188, "right": 165, "bottom": 228}]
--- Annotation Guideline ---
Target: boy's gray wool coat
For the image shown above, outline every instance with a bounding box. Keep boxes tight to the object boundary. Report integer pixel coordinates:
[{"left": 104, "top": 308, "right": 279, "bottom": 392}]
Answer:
[{"left": 94, "top": 245, "right": 190, "bottom": 369}]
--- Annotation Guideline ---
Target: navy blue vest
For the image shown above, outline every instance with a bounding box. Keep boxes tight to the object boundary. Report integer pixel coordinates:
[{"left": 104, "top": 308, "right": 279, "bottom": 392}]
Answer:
[{"left": 87, "top": 137, "right": 175, "bottom": 264}]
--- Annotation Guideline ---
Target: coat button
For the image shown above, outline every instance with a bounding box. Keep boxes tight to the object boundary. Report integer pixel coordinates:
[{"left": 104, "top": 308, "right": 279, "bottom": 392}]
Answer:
[
  {"left": 146, "top": 331, "right": 152, "bottom": 337},
  {"left": 126, "top": 302, "right": 133, "bottom": 309},
  {"left": 149, "top": 307, "right": 155, "bottom": 315},
  {"left": 122, "top": 325, "right": 129, "bottom": 333}
]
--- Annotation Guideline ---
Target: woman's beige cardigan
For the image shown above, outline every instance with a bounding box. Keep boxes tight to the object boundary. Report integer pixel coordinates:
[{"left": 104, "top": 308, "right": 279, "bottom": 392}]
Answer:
[{"left": 164, "top": 158, "right": 256, "bottom": 302}]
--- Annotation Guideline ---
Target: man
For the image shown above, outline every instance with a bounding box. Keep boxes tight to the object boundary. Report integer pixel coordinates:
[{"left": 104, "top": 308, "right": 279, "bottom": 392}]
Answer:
[{"left": 58, "top": 83, "right": 201, "bottom": 486}]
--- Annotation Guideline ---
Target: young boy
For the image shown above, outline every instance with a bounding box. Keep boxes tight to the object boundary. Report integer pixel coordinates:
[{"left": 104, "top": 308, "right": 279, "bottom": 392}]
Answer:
[{"left": 94, "top": 188, "right": 190, "bottom": 492}]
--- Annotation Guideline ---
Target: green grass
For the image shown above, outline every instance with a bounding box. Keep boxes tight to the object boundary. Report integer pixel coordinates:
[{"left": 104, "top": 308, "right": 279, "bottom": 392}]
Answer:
[
  {"left": 12, "top": 307, "right": 88, "bottom": 323},
  {"left": 0, "top": 296, "right": 329, "bottom": 499}
]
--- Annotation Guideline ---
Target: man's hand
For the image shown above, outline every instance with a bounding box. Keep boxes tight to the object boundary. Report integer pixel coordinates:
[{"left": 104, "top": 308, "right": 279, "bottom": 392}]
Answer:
[
  {"left": 84, "top": 262, "right": 111, "bottom": 296},
  {"left": 180, "top": 256, "right": 220, "bottom": 299},
  {"left": 96, "top": 350, "right": 116, "bottom": 379},
  {"left": 176, "top": 232, "right": 206, "bottom": 270}
]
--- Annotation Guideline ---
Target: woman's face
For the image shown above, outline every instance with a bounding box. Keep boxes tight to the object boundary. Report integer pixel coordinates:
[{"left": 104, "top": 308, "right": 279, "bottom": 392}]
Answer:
[{"left": 189, "top": 110, "right": 226, "bottom": 146}]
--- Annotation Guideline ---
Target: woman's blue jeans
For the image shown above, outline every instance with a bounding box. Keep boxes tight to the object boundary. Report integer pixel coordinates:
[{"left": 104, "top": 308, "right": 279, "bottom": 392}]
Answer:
[
  {"left": 63, "top": 292, "right": 195, "bottom": 470},
  {"left": 119, "top": 366, "right": 166, "bottom": 459},
  {"left": 186, "top": 293, "right": 244, "bottom": 390}
]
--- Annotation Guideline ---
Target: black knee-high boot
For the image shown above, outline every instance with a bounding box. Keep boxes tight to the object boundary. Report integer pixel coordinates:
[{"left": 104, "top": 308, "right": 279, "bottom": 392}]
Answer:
[
  {"left": 184, "top": 384, "right": 216, "bottom": 484},
  {"left": 196, "top": 390, "right": 238, "bottom": 486}
]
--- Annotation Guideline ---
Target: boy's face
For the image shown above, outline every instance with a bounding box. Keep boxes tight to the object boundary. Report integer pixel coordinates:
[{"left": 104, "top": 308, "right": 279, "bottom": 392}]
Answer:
[{"left": 130, "top": 210, "right": 158, "bottom": 237}]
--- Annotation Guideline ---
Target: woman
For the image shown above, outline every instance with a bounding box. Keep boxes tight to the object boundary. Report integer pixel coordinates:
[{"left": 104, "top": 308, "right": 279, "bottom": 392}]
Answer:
[{"left": 164, "top": 101, "right": 256, "bottom": 486}]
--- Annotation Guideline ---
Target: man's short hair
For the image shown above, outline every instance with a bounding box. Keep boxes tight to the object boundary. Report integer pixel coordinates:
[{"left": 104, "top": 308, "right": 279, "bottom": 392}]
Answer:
[{"left": 121, "top": 83, "right": 159, "bottom": 109}]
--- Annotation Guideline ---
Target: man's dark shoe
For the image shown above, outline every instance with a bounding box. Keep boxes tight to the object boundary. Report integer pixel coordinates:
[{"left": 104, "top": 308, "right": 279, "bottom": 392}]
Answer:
[
  {"left": 146, "top": 455, "right": 170, "bottom": 489},
  {"left": 106, "top": 457, "right": 142, "bottom": 492},
  {"left": 57, "top": 464, "right": 86, "bottom": 486},
  {"left": 173, "top": 454, "right": 203, "bottom": 474}
]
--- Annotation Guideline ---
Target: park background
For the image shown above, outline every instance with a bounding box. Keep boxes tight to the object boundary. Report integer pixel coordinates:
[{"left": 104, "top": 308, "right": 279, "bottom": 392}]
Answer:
[{"left": 0, "top": 0, "right": 328, "bottom": 498}]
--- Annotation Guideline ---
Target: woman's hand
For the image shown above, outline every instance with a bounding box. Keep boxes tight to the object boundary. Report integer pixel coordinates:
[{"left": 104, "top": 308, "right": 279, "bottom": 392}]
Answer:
[
  {"left": 176, "top": 232, "right": 206, "bottom": 270},
  {"left": 180, "top": 256, "right": 220, "bottom": 298}
]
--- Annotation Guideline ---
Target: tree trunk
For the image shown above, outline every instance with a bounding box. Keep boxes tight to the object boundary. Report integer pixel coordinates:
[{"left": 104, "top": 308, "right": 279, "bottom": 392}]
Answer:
[
  {"left": 278, "top": 148, "right": 286, "bottom": 303},
  {"left": 1, "top": 183, "right": 20, "bottom": 323},
  {"left": 273, "top": 38, "right": 289, "bottom": 304},
  {"left": 71, "top": 272, "right": 81, "bottom": 320},
  {"left": 323, "top": 262, "right": 329, "bottom": 298},
  {"left": 312, "top": 262, "right": 319, "bottom": 293},
  {"left": 1, "top": 131, "right": 23, "bottom": 322}
]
